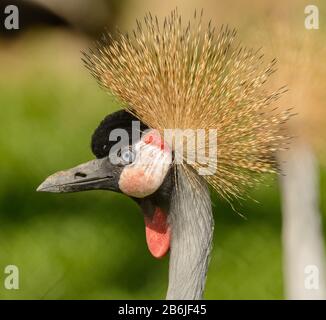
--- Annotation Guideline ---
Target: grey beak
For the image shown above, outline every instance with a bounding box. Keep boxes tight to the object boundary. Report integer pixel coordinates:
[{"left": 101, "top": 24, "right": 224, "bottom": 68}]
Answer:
[{"left": 37, "top": 157, "right": 121, "bottom": 193}]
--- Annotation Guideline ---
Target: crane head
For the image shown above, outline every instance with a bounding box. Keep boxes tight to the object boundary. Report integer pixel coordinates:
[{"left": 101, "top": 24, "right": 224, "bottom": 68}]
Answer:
[
  {"left": 37, "top": 110, "right": 173, "bottom": 258},
  {"left": 36, "top": 9, "right": 293, "bottom": 299}
]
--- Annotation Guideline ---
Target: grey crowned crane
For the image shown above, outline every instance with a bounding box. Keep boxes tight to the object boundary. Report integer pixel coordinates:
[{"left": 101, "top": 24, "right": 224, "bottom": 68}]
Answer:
[{"left": 37, "top": 10, "right": 291, "bottom": 299}]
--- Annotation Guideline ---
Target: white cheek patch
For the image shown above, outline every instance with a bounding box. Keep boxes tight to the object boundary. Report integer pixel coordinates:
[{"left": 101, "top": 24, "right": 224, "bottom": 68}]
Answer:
[{"left": 118, "top": 130, "right": 172, "bottom": 198}]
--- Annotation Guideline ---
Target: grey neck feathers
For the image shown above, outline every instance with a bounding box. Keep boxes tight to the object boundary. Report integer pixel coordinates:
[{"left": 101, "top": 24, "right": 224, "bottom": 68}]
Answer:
[{"left": 166, "top": 165, "right": 214, "bottom": 300}]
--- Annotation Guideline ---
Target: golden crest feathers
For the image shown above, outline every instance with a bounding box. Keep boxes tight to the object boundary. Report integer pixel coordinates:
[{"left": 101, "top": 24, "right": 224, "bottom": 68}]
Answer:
[{"left": 83, "top": 9, "right": 291, "bottom": 200}]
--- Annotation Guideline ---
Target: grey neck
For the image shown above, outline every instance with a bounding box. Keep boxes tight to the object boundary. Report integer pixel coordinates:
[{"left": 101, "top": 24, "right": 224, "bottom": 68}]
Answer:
[{"left": 166, "top": 166, "right": 214, "bottom": 300}]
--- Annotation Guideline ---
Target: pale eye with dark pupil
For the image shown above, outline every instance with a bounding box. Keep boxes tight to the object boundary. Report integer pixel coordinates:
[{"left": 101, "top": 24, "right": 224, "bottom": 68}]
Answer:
[{"left": 121, "top": 148, "right": 135, "bottom": 164}]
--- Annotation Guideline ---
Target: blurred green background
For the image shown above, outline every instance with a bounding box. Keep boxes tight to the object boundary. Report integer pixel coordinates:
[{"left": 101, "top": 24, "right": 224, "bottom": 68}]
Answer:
[{"left": 0, "top": 0, "right": 325, "bottom": 299}]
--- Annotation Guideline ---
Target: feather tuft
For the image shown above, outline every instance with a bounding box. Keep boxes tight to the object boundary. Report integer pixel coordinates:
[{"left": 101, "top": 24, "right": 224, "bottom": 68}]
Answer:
[{"left": 83, "top": 9, "right": 291, "bottom": 200}]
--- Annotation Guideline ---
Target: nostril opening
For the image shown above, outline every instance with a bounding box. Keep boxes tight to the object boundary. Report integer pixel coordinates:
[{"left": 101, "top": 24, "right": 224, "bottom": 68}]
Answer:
[{"left": 75, "top": 172, "right": 87, "bottom": 178}]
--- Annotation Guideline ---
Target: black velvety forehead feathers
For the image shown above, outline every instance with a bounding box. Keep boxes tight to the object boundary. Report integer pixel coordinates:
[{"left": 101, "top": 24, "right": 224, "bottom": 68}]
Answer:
[{"left": 91, "top": 110, "right": 148, "bottom": 158}]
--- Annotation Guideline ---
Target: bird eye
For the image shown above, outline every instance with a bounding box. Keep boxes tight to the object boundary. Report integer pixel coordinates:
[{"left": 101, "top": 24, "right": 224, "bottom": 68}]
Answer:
[{"left": 120, "top": 147, "right": 135, "bottom": 164}]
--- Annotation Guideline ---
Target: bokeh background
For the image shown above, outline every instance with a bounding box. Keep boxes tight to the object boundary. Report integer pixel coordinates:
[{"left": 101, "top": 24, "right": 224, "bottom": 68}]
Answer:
[{"left": 0, "top": 0, "right": 325, "bottom": 299}]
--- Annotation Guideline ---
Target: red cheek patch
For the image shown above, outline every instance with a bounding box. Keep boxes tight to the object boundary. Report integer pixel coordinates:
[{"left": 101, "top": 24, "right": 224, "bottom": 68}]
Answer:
[
  {"left": 143, "top": 132, "right": 168, "bottom": 151},
  {"left": 144, "top": 134, "right": 154, "bottom": 144},
  {"left": 144, "top": 207, "right": 170, "bottom": 258}
]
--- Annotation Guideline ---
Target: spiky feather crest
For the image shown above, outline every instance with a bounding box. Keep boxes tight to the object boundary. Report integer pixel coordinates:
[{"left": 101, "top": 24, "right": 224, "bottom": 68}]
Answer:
[{"left": 83, "top": 9, "right": 291, "bottom": 201}]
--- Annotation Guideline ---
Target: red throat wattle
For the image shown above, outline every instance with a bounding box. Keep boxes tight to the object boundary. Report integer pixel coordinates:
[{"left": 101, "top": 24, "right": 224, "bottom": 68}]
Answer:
[{"left": 144, "top": 207, "right": 170, "bottom": 258}]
